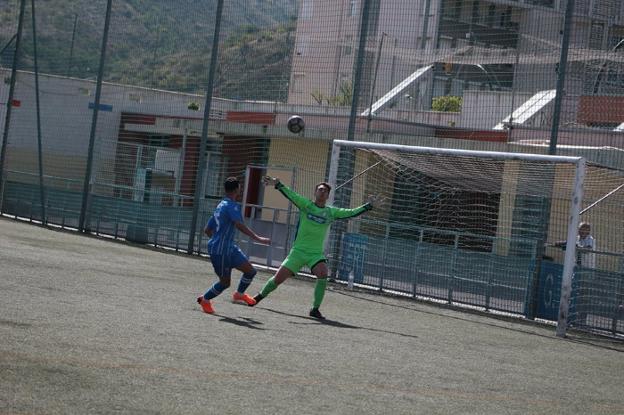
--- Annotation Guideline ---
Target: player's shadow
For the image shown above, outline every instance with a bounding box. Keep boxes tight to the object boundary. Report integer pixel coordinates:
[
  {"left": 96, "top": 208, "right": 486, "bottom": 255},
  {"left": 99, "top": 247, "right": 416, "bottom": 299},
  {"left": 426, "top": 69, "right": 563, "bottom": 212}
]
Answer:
[
  {"left": 214, "top": 314, "right": 266, "bottom": 330},
  {"left": 260, "top": 307, "right": 418, "bottom": 339}
]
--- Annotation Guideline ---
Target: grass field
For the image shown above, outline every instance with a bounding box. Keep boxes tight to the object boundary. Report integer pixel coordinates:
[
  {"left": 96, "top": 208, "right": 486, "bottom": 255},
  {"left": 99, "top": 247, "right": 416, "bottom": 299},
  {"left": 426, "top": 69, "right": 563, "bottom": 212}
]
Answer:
[{"left": 1, "top": 217, "right": 623, "bottom": 414}]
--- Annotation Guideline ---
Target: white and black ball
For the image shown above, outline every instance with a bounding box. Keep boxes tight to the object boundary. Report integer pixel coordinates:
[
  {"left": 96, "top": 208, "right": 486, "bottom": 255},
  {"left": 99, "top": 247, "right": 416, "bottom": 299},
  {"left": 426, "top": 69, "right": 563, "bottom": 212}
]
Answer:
[{"left": 287, "top": 115, "right": 305, "bottom": 134}]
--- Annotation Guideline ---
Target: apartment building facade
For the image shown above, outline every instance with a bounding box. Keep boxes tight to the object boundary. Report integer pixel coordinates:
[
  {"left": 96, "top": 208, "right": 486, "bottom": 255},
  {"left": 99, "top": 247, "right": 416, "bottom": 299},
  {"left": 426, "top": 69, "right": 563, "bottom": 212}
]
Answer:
[{"left": 287, "top": 0, "right": 624, "bottom": 127}]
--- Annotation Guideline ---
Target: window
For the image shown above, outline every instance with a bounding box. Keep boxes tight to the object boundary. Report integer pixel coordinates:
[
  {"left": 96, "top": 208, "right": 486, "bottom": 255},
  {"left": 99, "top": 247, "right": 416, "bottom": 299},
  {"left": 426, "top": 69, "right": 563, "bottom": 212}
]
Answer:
[
  {"left": 487, "top": 5, "right": 496, "bottom": 27},
  {"left": 343, "top": 35, "right": 353, "bottom": 55},
  {"left": 292, "top": 73, "right": 305, "bottom": 93},
  {"left": 525, "top": 0, "right": 554, "bottom": 8},
  {"left": 453, "top": 0, "right": 461, "bottom": 19},
  {"left": 368, "top": 0, "right": 381, "bottom": 35},
  {"left": 607, "top": 25, "right": 624, "bottom": 49},
  {"left": 471, "top": 0, "right": 480, "bottom": 23},
  {"left": 605, "top": 68, "right": 624, "bottom": 89},
  {"left": 301, "top": 0, "right": 313, "bottom": 19},
  {"left": 589, "top": 21, "right": 605, "bottom": 50},
  {"left": 499, "top": 7, "right": 512, "bottom": 28},
  {"left": 203, "top": 152, "right": 227, "bottom": 199},
  {"left": 148, "top": 135, "right": 170, "bottom": 147},
  {"left": 438, "top": 35, "right": 454, "bottom": 50},
  {"left": 349, "top": 0, "right": 358, "bottom": 17}
]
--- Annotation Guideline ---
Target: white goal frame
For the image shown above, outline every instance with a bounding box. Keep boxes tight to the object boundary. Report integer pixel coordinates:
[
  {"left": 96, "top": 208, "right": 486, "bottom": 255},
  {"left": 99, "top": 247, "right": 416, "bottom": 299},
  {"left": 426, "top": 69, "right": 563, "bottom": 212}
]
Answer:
[{"left": 328, "top": 140, "right": 586, "bottom": 338}]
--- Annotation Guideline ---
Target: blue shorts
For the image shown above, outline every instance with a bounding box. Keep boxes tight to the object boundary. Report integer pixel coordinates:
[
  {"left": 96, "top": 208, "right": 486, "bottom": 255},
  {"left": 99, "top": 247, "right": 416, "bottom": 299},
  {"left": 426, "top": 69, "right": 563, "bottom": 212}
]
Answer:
[{"left": 209, "top": 245, "right": 248, "bottom": 277}]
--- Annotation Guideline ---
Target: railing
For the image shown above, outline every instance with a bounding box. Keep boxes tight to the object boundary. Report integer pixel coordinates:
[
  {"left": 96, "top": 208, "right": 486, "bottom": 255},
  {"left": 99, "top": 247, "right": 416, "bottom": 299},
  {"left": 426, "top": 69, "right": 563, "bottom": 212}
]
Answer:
[{"left": 3, "top": 177, "right": 622, "bottom": 337}]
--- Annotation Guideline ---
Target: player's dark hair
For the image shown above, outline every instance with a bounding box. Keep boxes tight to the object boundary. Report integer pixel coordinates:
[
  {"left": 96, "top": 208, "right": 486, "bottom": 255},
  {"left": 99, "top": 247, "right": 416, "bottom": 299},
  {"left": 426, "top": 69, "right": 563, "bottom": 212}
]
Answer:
[
  {"left": 224, "top": 177, "right": 240, "bottom": 193},
  {"left": 315, "top": 182, "right": 332, "bottom": 193}
]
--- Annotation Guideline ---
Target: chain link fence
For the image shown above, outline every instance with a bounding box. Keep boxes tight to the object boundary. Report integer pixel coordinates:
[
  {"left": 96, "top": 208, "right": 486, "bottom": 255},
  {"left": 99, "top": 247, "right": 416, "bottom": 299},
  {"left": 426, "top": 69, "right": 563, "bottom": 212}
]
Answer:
[{"left": 1, "top": 0, "right": 623, "bottom": 338}]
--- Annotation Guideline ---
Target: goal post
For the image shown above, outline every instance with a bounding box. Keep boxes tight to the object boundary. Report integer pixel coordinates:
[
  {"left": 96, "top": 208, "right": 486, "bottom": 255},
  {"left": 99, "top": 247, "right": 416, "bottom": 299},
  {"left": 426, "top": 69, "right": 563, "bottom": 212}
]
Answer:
[
  {"left": 556, "top": 157, "right": 585, "bottom": 337},
  {"left": 328, "top": 140, "right": 585, "bottom": 337}
]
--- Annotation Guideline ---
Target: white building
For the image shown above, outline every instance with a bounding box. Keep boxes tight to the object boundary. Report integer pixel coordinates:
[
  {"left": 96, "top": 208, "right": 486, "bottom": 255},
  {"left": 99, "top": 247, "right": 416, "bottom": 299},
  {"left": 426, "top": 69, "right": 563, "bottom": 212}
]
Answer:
[{"left": 287, "top": 0, "right": 624, "bottom": 130}]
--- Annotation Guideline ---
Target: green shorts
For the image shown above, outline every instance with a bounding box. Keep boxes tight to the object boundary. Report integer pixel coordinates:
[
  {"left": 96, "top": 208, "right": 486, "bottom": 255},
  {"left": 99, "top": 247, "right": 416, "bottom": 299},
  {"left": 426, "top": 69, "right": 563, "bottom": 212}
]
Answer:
[{"left": 282, "top": 249, "right": 326, "bottom": 274}]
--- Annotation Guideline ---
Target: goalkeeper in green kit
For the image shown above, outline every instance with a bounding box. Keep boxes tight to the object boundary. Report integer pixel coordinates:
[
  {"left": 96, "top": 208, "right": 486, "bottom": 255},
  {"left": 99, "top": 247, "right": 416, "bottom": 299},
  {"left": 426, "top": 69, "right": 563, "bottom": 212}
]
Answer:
[{"left": 250, "top": 176, "right": 375, "bottom": 319}]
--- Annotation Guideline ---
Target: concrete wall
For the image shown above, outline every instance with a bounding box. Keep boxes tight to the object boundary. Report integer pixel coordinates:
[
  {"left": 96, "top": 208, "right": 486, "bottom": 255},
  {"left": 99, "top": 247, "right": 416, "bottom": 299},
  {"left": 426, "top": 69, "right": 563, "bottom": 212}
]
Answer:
[
  {"left": 0, "top": 70, "right": 219, "bottom": 183},
  {"left": 459, "top": 90, "right": 534, "bottom": 129}
]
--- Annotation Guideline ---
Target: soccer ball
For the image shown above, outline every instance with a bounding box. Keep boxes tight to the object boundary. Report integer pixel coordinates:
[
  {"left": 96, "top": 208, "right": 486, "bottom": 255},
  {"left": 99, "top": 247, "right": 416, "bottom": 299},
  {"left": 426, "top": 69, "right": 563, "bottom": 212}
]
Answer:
[{"left": 287, "top": 115, "right": 305, "bottom": 134}]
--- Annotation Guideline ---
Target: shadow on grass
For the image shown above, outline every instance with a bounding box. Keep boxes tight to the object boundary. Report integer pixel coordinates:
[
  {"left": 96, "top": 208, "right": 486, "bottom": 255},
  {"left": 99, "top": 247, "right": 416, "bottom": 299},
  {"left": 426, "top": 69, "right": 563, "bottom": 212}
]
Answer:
[
  {"left": 260, "top": 307, "right": 419, "bottom": 339},
  {"left": 332, "top": 290, "right": 624, "bottom": 352},
  {"left": 213, "top": 314, "right": 266, "bottom": 330}
]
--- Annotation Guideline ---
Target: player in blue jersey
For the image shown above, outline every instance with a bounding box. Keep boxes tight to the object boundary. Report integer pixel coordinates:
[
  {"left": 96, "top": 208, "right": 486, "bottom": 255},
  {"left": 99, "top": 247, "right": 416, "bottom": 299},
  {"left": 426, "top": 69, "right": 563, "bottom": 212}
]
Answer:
[{"left": 197, "top": 177, "right": 270, "bottom": 314}]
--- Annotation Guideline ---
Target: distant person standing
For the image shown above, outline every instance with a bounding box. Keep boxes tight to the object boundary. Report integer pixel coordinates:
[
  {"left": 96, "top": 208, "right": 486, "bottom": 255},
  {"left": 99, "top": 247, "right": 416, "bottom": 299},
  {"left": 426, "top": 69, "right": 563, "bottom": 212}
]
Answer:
[
  {"left": 554, "top": 222, "right": 596, "bottom": 268},
  {"left": 197, "top": 177, "right": 270, "bottom": 314},
  {"left": 555, "top": 222, "right": 597, "bottom": 326},
  {"left": 576, "top": 222, "right": 596, "bottom": 269}
]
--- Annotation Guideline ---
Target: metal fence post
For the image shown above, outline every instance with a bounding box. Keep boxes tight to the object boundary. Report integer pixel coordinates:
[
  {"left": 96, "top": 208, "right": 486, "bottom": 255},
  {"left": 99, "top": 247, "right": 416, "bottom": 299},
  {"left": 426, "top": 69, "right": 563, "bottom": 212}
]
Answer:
[
  {"left": 412, "top": 229, "right": 424, "bottom": 298},
  {"left": 78, "top": 0, "right": 113, "bottom": 232},
  {"left": 0, "top": 0, "right": 26, "bottom": 213},
  {"left": 549, "top": 0, "right": 575, "bottom": 156},
  {"left": 187, "top": 0, "right": 224, "bottom": 254},
  {"left": 556, "top": 157, "right": 585, "bottom": 337},
  {"left": 31, "top": 0, "right": 47, "bottom": 225}
]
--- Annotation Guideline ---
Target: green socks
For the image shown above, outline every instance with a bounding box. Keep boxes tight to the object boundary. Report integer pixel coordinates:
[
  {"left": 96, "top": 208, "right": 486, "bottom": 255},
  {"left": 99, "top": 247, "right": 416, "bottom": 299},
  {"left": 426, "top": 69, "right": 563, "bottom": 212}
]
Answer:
[
  {"left": 259, "top": 276, "right": 327, "bottom": 308},
  {"left": 313, "top": 278, "right": 327, "bottom": 308},
  {"left": 260, "top": 277, "right": 278, "bottom": 297}
]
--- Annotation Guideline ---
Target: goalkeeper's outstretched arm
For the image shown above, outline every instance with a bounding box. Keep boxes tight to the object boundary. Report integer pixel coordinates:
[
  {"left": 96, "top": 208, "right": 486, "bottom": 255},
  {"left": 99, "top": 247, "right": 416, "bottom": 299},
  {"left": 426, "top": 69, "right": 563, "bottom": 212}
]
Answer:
[
  {"left": 331, "top": 203, "right": 373, "bottom": 219},
  {"left": 263, "top": 176, "right": 309, "bottom": 210}
]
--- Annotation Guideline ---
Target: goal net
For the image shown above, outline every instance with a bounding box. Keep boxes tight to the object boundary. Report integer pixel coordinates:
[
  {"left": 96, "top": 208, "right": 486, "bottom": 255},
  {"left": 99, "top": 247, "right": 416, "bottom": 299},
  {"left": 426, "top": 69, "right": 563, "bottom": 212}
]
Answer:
[{"left": 326, "top": 140, "right": 587, "bottom": 337}]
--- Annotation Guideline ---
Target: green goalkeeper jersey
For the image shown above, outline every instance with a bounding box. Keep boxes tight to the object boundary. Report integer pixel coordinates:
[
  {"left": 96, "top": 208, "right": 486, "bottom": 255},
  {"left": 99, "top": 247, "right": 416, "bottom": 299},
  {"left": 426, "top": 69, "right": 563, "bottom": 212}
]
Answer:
[{"left": 276, "top": 182, "right": 372, "bottom": 254}]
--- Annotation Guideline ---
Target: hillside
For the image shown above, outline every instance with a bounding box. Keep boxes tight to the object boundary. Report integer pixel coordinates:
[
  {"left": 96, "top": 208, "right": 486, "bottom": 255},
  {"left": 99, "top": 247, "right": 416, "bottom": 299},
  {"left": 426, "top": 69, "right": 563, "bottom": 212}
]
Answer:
[{"left": 0, "top": 0, "right": 298, "bottom": 100}]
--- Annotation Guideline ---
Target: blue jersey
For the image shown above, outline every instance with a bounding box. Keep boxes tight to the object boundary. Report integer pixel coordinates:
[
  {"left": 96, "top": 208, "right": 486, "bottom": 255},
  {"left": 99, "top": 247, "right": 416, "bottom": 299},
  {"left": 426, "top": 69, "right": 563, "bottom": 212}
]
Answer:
[{"left": 206, "top": 197, "right": 244, "bottom": 255}]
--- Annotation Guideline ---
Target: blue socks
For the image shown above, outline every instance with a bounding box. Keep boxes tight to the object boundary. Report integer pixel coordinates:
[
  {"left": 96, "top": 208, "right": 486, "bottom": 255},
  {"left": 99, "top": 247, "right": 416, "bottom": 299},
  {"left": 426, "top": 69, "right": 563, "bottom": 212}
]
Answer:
[
  {"left": 204, "top": 269, "right": 257, "bottom": 300},
  {"left": 236, "top": 269, "right": 257, "bottom": 294},
  {"left": 203, "top": 281, "right": 227, "bottom": 300}
]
